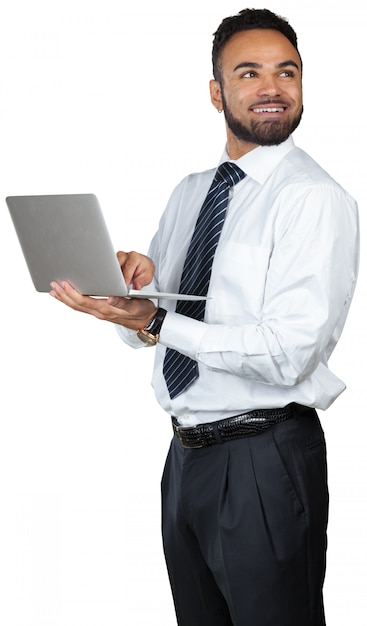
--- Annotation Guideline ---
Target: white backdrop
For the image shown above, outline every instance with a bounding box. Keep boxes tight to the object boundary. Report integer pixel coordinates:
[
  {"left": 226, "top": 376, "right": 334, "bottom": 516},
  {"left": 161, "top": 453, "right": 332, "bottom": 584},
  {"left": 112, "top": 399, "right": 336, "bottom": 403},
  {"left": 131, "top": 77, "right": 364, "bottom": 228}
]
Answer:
[{"left": 0, "top": 1, "right": 365, "bottom": 624}]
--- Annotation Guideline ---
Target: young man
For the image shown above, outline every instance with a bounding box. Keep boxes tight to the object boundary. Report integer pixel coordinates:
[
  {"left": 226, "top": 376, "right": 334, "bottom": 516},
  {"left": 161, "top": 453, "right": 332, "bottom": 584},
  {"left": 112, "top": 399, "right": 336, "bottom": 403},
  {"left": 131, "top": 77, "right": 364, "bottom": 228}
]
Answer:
[{"left": 51, "top": 9, "right": 359, "bottom": 626}]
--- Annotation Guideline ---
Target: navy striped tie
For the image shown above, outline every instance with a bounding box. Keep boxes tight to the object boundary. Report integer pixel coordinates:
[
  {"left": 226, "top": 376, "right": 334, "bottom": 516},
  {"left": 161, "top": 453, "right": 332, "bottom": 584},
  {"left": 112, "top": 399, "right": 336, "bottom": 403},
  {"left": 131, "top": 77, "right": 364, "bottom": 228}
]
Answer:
[{"left": 163, "top": 161, "right": 245, "bottom": 399}]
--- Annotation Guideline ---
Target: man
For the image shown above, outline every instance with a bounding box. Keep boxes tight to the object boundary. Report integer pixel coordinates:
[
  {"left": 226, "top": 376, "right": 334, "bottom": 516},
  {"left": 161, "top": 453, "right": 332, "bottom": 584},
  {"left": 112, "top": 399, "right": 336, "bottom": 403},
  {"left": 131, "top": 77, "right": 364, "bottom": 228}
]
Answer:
[{"left": 50, "top": 8, "right": 359, "bottom": 626}]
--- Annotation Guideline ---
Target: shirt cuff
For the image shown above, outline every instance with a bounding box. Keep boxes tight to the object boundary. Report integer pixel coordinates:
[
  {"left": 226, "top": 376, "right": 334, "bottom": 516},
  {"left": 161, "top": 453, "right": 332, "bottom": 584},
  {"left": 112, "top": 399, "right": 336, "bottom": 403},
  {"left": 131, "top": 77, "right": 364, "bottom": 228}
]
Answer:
[
  {"left": 115, "top": 324, "right": 146, "bottom": 348},
  {"left": 159, "top": 311, "right": 207, "bottom": 359}
]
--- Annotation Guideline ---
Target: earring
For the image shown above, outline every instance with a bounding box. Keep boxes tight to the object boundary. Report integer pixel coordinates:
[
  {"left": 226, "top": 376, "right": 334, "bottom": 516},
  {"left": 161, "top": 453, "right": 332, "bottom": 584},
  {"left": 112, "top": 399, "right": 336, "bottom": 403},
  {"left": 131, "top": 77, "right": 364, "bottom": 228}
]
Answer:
[{"left": 218, "top": 108, "right": 223, "bottom": 113}]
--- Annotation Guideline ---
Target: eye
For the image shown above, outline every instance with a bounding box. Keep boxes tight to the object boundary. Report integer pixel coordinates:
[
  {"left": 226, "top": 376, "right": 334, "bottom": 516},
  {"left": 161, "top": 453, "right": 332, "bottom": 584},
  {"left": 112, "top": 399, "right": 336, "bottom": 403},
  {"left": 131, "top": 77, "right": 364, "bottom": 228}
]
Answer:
[
  {"left": 240, "top": 71, "right": 257, "bottom": 79},
  {"left": 279, "top": 70, "right": 295, "bottom": 78}
]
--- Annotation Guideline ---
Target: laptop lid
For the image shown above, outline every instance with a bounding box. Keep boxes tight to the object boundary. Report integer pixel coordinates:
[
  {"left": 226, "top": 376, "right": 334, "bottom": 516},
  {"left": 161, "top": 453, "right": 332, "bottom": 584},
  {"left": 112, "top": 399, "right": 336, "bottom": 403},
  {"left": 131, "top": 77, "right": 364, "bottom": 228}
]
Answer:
[{"left": 6, "top": 194, "right": 206, "bottom": 301}]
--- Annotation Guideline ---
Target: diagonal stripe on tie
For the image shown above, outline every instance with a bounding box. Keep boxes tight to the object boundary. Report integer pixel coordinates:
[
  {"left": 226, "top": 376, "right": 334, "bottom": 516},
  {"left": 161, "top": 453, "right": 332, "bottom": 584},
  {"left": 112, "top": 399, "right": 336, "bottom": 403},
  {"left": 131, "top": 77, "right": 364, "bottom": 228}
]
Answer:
[{"left": 163, "top": 161, "right": 246, "bottom": 400}]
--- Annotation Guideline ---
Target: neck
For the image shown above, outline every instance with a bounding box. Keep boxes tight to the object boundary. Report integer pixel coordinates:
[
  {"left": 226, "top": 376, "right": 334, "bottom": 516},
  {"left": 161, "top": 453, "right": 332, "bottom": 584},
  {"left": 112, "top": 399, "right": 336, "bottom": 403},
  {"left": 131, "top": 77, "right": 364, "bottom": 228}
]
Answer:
[{"left": 225, "top": 132, "right": 259, "bottom": 159}]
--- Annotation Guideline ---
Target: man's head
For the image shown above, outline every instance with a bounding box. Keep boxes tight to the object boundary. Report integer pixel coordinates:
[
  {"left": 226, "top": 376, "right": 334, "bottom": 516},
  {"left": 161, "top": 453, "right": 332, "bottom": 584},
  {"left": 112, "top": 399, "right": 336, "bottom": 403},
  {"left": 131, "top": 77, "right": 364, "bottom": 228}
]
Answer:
[
  {"left": 212, "top": 9, "right": 301, "bottom": 83},
  {"left": 210, "top": 9, "right": 303, "bottom": 158}
]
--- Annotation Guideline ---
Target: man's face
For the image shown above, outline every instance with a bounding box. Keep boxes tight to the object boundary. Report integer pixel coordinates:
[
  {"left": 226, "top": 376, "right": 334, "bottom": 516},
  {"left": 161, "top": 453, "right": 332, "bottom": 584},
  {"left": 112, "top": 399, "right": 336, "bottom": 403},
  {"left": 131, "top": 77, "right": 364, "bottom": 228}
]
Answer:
[{"left": 210, "top": 29, "right": 303, "bottom": 156}]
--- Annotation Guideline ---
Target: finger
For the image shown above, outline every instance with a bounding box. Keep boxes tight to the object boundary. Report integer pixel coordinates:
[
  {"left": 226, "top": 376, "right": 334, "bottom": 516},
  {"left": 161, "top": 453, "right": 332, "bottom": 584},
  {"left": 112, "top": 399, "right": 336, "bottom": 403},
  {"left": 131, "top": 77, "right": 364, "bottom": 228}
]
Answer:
[
  {"left": 50, "top": 281, "right": 92, "bottom": 312},
  {"left": 116, "top": 251, "right": 128, "bottom": 268},
  {"left": 106, "top": 296, "right": 131, "bottom": 308},
  {"left": 116, "top": 251, "right": 141, "bottom": 288},
  {"left": 50, "top": 281, "right": 106, "bottom": 316},
  {"left": 116, "top": 250, "right": 155, "bottom": 290},
  {"left": 51, "top": 282, "right": 134, "bottom": 323},
  {"left": 121, "top": 251, "right": 141, "bottom": 286}
]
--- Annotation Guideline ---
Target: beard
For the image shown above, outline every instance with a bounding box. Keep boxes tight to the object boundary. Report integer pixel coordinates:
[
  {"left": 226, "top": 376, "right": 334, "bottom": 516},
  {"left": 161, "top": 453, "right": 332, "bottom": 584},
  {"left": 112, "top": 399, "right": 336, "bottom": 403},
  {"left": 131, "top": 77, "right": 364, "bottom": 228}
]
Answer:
[{"left": 222, "top": 96, "right": 303, "bottom": 146}]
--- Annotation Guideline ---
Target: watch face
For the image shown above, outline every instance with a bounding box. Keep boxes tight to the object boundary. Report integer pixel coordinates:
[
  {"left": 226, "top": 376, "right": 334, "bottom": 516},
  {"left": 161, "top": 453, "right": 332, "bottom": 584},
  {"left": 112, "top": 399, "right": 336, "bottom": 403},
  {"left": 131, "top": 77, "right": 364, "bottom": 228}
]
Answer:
[{"left": 137, "top": 330, "right": 158, "bottom": 346}]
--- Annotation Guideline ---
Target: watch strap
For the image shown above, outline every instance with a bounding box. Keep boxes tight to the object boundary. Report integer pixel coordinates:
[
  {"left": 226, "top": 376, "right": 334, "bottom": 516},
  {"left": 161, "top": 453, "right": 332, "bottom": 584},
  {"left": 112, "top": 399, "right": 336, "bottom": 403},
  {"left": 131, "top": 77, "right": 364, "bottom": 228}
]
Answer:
[{"left": 144, "top": 307, "right": 167, "bottom": 335}]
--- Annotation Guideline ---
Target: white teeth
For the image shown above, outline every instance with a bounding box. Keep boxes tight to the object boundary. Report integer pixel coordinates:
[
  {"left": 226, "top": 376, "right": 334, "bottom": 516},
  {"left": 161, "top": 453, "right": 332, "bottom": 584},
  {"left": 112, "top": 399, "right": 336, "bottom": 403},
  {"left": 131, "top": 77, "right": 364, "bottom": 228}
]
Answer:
[{"left": 253, "top": 107, "right": 285, "bottom": 113}]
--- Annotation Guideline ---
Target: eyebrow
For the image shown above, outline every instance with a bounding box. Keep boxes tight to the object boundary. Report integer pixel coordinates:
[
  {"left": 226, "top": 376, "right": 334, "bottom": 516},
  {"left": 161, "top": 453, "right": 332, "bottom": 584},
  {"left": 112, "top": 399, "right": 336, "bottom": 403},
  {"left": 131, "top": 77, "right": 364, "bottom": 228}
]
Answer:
[{"left": 233, "top": 59, "right": 300, "bottom": 72}]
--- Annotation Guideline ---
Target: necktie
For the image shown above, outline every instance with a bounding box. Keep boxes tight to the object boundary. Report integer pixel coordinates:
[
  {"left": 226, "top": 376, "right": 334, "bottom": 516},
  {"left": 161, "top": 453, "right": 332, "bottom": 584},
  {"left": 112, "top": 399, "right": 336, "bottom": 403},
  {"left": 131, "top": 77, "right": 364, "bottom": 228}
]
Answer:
[{"left": 163, "top": 161, "right": 245, "bottom": 399}]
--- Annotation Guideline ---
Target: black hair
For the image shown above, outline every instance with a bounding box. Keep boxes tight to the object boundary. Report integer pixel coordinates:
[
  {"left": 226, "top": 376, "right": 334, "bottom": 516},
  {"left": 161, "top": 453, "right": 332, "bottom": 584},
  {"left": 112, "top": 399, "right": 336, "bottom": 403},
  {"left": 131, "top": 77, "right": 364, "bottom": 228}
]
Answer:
[{"left": 212, "top": 8, "right": 300, "bottom": 82}]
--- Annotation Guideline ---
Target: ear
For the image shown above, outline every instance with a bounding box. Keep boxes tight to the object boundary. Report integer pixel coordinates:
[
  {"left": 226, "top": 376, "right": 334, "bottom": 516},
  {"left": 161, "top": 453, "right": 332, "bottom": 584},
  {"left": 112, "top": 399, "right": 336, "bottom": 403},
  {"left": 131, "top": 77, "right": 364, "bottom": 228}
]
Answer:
[{"left": 209, "top": 79, "right": 223, "bottom": 112}]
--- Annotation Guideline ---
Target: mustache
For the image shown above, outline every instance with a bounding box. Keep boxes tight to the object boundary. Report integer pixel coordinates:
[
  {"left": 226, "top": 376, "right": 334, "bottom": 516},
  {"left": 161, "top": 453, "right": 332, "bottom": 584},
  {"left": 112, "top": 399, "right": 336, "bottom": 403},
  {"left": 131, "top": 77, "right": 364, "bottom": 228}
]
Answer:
[{"left": 250, "top": 98, "right": 290, "bottom": 107}]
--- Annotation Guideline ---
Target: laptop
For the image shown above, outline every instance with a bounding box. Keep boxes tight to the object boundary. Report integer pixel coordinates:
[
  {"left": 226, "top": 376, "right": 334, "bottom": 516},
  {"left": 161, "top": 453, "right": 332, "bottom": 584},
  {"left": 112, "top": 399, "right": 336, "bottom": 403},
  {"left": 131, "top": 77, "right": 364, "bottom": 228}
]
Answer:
[{"left": 6, "top": 194, "right": 207, "bottom": 300}]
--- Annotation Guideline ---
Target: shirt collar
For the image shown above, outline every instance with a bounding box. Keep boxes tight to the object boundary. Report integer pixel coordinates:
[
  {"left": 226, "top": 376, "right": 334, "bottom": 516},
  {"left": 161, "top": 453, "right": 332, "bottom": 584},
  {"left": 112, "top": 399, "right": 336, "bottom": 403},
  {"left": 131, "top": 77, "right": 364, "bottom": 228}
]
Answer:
[{"left": 219, "top": 136, "right": 295, "bottom": 185}]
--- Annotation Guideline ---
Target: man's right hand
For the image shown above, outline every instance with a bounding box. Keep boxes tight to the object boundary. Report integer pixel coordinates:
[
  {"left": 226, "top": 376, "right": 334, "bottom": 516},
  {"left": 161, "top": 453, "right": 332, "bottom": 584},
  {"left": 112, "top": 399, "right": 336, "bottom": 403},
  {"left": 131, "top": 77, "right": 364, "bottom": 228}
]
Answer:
[{"left": 116, "top": 250, "right": 155, "bottom": 291}]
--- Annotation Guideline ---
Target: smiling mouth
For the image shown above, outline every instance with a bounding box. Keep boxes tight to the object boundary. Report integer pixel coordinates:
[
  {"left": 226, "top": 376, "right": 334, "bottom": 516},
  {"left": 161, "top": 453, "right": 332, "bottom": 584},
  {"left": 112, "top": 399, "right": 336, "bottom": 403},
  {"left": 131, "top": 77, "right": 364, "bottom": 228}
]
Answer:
[{"left": 252, "top": 106, "right": 287, "bottom": 113}]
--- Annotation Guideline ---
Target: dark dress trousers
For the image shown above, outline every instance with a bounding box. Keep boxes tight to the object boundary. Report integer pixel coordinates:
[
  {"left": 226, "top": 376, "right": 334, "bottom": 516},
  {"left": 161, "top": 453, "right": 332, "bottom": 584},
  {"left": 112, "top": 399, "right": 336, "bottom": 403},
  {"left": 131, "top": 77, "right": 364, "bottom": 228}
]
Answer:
[{"left": 161, "top": 406, "right": 328, "bottom": 626}]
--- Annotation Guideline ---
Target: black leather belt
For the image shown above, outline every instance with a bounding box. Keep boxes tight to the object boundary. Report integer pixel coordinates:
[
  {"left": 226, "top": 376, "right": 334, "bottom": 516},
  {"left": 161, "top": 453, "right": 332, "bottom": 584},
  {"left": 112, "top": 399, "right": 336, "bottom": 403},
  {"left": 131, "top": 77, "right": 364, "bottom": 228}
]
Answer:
[{"left": 172, "top": 405, "right": 296, "bottom": 449}]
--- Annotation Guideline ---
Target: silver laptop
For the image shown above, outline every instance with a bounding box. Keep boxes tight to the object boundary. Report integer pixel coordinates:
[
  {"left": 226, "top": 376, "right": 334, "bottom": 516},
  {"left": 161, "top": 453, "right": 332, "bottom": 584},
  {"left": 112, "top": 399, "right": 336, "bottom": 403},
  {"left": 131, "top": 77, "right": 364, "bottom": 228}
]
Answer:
[{"left": 6, "top": 194, "right": 206, "bottom": 300}]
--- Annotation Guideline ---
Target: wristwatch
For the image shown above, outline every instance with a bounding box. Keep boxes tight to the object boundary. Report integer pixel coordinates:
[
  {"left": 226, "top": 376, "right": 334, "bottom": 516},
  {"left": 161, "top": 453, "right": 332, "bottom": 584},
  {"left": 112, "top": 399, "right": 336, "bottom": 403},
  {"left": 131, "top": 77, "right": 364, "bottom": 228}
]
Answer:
[{"left": 137, "top": 307, "right": 167, "bottom": 346}]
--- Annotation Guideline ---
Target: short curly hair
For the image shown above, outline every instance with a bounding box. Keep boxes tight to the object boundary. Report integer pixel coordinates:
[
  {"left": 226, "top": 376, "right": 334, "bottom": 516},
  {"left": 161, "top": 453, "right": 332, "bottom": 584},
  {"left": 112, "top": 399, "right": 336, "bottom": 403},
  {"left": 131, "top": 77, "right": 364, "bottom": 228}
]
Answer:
[{"left": 212, "top": 8, "right": 300, "bottom": 82}]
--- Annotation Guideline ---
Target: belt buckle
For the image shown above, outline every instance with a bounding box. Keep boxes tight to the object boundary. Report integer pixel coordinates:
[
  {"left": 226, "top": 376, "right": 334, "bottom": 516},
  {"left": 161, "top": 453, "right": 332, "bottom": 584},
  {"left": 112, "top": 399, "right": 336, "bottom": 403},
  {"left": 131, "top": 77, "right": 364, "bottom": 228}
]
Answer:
[{"left": 174, "top": 423, "right": 204, "bottom": 449}]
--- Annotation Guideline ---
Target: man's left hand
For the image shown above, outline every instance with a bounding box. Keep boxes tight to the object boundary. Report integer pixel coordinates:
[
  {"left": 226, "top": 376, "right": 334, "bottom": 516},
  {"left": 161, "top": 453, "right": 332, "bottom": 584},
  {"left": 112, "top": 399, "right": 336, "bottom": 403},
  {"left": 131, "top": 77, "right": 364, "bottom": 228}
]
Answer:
[{"left": 50, "top": 281, "right": 157, "bottom": 330}]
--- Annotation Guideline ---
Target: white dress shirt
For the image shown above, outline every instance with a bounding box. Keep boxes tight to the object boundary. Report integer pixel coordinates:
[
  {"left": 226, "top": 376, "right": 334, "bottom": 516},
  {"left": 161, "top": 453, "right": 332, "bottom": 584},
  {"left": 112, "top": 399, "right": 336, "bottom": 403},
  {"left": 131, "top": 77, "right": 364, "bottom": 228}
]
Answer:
[{"left": 116, "top": 136, "right": 359, "bottom": 426}]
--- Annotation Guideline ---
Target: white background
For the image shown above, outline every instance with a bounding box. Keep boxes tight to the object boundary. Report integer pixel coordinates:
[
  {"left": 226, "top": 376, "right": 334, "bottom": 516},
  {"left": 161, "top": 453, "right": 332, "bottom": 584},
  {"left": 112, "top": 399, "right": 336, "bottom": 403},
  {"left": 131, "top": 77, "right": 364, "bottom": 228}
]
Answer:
[{"left": 0, "top": 0, "right": 365, "bottom": 624}]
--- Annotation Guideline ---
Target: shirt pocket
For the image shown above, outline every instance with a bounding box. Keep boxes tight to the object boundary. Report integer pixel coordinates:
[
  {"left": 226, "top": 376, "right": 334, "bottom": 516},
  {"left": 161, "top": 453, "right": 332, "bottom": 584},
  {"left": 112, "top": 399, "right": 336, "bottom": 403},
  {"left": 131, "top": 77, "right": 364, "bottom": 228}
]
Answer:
[{"left": 208, "top": 241, "right": 271, "bottom": 322}]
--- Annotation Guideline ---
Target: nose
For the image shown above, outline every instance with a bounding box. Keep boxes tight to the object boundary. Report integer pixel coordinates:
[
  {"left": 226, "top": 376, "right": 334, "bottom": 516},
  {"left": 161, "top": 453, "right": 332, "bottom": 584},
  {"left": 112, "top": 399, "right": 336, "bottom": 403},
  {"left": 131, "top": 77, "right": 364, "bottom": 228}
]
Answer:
[{"left": 257, "top": 75, "right": 281, "bottom": 98}]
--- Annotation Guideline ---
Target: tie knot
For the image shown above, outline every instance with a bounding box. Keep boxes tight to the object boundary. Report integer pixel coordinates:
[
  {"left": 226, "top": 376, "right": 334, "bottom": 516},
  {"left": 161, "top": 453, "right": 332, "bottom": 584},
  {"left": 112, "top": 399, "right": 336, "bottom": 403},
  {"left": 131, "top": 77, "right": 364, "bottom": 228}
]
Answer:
[{"left": 215, "top": 161, "right": 245, "bottom": 187}]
